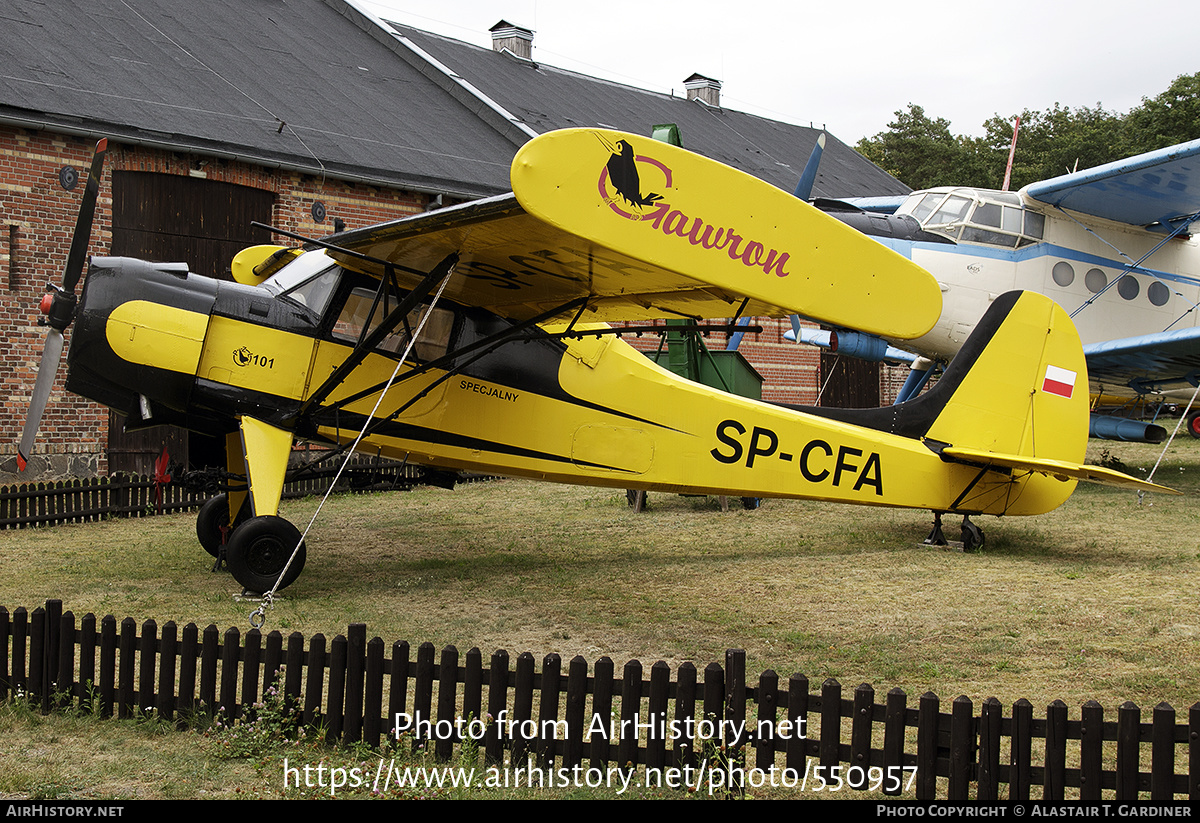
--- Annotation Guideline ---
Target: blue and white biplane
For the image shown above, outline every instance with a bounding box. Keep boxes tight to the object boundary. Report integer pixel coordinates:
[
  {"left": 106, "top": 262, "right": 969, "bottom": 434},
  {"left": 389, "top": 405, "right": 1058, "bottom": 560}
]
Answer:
[{"left": 800, "top": 138, "right": 1200, "bottom": 441}]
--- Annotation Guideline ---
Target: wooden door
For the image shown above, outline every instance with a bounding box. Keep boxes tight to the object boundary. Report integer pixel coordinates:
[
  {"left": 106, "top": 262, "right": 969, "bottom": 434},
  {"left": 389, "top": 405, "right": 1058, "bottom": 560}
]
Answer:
[{"left": 106, "top": 172, "right": 275, "bottom": 473}]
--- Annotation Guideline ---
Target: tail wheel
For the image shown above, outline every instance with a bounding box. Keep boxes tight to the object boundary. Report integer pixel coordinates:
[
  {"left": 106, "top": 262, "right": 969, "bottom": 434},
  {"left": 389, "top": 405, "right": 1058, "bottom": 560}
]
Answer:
[
  {"left": 1188, "top": 412, "right": 1200, "bottom": 439},
  {"left": 196, "top": 493, "right": 250, "bottom": 558},
  {"left": 225, "top": 515, "right": 307, "bottom": 593},
  {"left": 961, "top": 517, "right": 985, "bottom": 553}
]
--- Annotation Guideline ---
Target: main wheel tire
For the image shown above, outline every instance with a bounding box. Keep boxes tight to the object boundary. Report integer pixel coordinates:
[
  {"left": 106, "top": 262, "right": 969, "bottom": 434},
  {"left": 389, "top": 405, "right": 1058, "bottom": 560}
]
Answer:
[
  {"left": 196, "top": 493, "right": 250, "bottom": 558},
  {"left": 225, "top": 515, "right": 307, "bottom": 593},
  {"left": 741, "top": 497, "right": 762, "bottom": 510},
  {"left": 1188, "top": 412, "right": 1200, "bottom": 439}
]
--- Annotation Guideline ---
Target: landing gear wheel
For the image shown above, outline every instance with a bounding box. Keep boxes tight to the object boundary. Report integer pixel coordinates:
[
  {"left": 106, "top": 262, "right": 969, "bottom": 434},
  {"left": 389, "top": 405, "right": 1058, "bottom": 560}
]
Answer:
[
  {"left": 961, "top": 516, "right": 984, "bottom": 553},
  {"left": 225, "top": 515, "right": 307, "bottom": 593},
  {"left": 741, "top": 497, "right": 762, "bottom": 510},
  {"left": 1188, "top": 411, "right": 1200, "bottom": 439},
  {"left": 196, "top": 493, "right": 250, "bottom": 558}
]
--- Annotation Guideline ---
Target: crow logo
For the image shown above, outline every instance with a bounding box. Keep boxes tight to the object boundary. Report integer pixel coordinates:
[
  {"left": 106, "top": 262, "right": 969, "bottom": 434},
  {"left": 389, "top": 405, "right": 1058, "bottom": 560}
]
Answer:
[{"left": 597, "top": 135, "right": 665, "bottom": 209}]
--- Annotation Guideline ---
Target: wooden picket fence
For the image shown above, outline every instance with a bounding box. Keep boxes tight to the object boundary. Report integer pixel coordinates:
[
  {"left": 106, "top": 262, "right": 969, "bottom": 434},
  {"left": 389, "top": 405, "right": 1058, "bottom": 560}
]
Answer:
[
  {"left": 3, "top": 599, "right": 1198, "bottom": 800},
  {"left": 0, "top": 459, "right": 433, "bottom": 529}
]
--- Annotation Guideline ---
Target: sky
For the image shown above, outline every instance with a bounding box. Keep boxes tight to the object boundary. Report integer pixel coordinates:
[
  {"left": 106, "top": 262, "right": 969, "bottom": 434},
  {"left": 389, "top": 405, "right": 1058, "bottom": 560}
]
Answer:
[{"left": 355, "top": 0, "right": 1196, "bottom": 146}]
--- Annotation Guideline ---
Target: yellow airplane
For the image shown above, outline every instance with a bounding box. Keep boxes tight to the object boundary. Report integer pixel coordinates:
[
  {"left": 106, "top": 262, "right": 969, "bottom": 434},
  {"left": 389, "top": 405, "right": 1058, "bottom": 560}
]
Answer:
[{"left": 17, "top": 129, "right": 1175, "bottom": 593}]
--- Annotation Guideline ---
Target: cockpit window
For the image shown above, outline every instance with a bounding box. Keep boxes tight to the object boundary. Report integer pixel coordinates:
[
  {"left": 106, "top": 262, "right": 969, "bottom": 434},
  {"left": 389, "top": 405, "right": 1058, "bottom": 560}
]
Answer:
[
  {"left": 283, "top": 268, "right": 341, "bottom": 315},
  {"left": 332, "top": 287, "right": 455, "bottom": 363},
  {"left": 260, "top": 251, "right": 342, "bottom": 316},
  {"left": 899, "top": 188, "right": 1045, "bottom": 249},
  {"left": 926, "top": 195, "right": 974, "bottom": 230},
  {"left": 908, "top": 193, "right": 945, "bottom": 223}
]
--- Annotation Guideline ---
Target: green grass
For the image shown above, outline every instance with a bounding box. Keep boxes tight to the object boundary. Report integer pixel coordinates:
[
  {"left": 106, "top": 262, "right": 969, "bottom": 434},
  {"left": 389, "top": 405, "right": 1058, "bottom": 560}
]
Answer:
[{"left": 0, "top": 437, "right": 1198, "bottom": 798}]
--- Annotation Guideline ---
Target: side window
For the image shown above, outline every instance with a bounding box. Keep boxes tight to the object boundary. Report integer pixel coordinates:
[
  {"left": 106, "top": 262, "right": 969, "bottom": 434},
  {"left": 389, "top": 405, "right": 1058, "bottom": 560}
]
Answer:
[
  {"left": 403, "top": 305, "right": 455, "bottom": 361},
  {"left": 330, "top": 287, "right": 373, "bottom": 343},
  {"left": 331, "top": 286, "right": 455, "bottom": 362}
]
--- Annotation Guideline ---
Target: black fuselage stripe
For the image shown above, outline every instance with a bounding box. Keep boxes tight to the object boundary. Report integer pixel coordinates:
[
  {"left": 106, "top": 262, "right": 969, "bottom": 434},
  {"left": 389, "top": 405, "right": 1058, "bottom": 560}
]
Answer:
[{"left": 318, "top": 413, "right": 635, "bottom": 473}]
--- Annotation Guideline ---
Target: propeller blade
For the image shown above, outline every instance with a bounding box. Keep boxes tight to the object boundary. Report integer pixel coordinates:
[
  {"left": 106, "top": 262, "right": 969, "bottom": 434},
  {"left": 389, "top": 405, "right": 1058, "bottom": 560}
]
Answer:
[
  {"left": 17, "top": 328, "right": 64, "bottom": 471},
  {"left": 17, "top": 137, "right": 108, "bottom": 470},
  {"left": 793, "top": 132, "right": 825, "bottom": 201},
  {"left": 62, "top": 138, "right": 108, "bottom": 294}
]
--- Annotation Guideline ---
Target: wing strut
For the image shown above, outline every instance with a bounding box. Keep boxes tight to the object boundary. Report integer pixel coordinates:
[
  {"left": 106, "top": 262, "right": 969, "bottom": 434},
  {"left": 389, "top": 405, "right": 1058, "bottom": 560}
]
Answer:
[
  {"left": 1060, "top": 207, "right": 1200, "bottom": 326},
  {"left": 250, "top": 262, "right": 458, "bottom": 629},
  {"left": 323, "top": 296, "right": 591, "bottom": 426},
  {"left": 298, "top": 252, "right": 459, "bottom": 418}
]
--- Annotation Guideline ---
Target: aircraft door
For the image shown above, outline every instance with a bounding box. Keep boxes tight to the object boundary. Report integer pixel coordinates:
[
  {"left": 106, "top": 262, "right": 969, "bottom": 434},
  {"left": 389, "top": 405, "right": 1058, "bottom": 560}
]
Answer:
[{"left": 308, "top": 285, "right": 454, "bottom": 424}]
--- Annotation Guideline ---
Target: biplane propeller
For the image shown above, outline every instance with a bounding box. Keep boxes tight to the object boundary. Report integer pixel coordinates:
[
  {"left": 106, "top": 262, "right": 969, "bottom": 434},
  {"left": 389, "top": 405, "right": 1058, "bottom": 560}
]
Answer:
[{"left": 15, "top": 130, "right": 1177, "bottom": 593}]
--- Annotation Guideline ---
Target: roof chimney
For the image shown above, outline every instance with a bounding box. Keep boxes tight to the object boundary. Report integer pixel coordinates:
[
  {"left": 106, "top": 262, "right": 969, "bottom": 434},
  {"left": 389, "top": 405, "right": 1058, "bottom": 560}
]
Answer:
[
  {"left": 683, "top": 73, "right": 721, "bottom": 108},
  {"left": 490, "top": 20, "right": 534, "bottom": 61}
]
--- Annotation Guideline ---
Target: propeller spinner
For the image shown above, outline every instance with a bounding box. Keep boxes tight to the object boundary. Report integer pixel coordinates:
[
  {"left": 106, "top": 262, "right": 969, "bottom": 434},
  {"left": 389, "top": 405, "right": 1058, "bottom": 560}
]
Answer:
[{"left": 17, "top": 138, "right": 108, "bottom": 472}]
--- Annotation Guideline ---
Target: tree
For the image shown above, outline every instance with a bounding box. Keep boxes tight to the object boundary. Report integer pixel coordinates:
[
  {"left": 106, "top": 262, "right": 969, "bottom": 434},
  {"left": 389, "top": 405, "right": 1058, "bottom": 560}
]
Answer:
[
  {"left": 1125, "top": 72, "right": 1200, "bottom": 154},
  {"left": 857, "top": 75, "right": 1200, "bottom": 193},
  {"left": 982, "top": 104, "right": 1127, "bottom": 190},
  {"left": 857, "top": 104, "right": 992, "bottom": 190}
]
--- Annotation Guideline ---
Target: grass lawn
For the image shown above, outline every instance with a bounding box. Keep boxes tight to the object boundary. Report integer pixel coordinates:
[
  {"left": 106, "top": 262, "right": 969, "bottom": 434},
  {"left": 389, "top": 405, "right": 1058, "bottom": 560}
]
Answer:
[{"left": 1, "top": 437, "right": 1197, "bottom": 798}]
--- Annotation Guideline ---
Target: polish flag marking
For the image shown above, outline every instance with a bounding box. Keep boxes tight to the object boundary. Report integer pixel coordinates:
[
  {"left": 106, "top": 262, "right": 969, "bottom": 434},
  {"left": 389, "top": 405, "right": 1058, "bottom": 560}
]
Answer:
[{"left": 1042, "top": 365, "right": 1077, "bottom": 399}]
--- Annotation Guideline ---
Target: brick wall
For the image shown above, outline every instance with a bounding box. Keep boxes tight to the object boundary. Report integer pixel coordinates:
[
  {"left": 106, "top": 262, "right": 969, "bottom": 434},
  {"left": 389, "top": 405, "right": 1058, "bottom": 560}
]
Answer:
[{"left": 0, "top": 127, "right": 428, "bottom": 483}]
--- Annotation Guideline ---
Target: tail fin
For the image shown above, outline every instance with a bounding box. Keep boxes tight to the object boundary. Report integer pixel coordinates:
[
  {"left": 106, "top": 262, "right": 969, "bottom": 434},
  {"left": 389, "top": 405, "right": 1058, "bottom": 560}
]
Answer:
[
  {"left": 794, "top": 290, "right": 1084, "bottom": 460},
  {"left": 922, "top": 291, "right": 1176, "bottom": 507},
  {"left": 923, "top": 290, "right": 1086, "bottom": 464}
]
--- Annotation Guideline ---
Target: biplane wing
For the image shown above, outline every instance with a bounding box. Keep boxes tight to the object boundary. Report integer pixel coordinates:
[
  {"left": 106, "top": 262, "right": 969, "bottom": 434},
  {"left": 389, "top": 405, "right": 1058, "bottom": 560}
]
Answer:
[
  {"left": 1020, "top": 139, "right": 1200, "bottom": 407},
  {"left": 324, "top": 128, "right": 943, "bottom": 339},
  {"left": 1023, "top": 137, "right": 1200, "bottom": 231},
  {"left": 1083, "top": 327, "right": 1200, "bottom": 397}
]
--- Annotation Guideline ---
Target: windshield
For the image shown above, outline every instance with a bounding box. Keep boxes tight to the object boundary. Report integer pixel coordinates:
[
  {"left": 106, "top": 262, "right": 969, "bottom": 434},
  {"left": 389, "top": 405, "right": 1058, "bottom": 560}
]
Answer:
[
  {"left": 260, "top": 251, "right": 341, "bottom": 315},
  {"left": 899, "top": 189, "right": 1045, "bottom": 248}
]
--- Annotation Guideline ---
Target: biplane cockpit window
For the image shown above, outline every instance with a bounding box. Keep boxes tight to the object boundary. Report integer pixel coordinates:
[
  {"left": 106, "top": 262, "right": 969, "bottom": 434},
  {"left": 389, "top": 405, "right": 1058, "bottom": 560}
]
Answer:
[
  {"left": 332, "top": 286, "right": 455, "bottom": 363},
  {"left": 898, "top": 189, "right": 1046, "bottom": 249}
]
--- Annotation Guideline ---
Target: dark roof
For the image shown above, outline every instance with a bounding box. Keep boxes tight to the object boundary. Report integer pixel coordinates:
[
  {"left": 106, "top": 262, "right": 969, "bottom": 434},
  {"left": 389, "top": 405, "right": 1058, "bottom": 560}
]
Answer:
[
  {"left": 386, "top": 22, "right": 910, "bottom": 199},
  {"left": 0, "top": 0, "right": 519, "bottom": 197},
  {"left": 0, "top": 0, "right": 906, "bottom": 200}
]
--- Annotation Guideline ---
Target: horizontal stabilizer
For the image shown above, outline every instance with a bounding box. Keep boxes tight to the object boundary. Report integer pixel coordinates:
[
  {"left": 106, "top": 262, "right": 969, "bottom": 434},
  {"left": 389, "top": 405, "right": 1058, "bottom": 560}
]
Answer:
[{"left": 940, "top": 446, "right": 1180, "bottom": 495}]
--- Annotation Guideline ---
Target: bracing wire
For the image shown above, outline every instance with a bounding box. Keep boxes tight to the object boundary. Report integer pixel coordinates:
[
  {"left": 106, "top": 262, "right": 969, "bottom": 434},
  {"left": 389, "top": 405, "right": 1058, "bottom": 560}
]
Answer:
[
  {"left": 249, "top": 267, "right": 455, "bottom": 628},
  {"left": 1139, "top": 379, "right": 1200, "bottom": 506}
]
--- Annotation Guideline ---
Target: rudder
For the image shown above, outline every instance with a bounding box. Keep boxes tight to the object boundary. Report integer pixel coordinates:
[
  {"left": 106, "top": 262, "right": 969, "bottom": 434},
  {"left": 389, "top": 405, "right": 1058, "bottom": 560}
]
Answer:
[{"left": 923, "top": 290, "right": 1088, "bottom": 467}]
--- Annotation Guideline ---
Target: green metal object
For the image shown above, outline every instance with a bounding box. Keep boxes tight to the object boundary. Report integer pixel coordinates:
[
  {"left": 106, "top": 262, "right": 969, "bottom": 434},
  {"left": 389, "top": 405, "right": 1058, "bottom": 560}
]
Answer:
[
  {"left": 651, "top": 123, "right": 683, "bottom": 147},
  {"left": 648, "top": 320, "right": 763, "bottom": 400}
]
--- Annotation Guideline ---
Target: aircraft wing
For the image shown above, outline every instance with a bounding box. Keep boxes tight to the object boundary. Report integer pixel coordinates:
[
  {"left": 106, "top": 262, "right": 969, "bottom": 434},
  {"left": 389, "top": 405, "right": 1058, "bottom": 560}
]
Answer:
[
  {"left": 326, "top": 128, "right": 942, "bottom": 340},
  {"left": 1083, "top": 327, "right": 1200, "bottom": 396},
  {"left": 1022, "top": 138, "right": 1200, "bottom": 230}
]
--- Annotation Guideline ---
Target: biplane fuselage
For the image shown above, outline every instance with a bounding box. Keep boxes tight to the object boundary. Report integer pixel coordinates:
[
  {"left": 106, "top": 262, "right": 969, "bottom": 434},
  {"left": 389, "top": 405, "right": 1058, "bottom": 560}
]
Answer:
[
  {"left": 878, "top": 186, "right": 1200, "bottom": 394},
  {"left": 814, "top": 139, "right": 1200, "bottom": 432}
]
